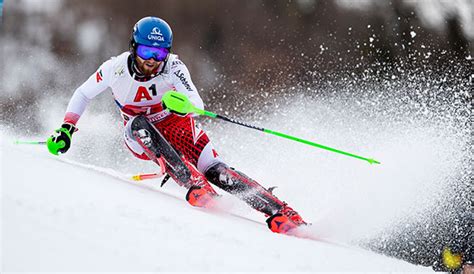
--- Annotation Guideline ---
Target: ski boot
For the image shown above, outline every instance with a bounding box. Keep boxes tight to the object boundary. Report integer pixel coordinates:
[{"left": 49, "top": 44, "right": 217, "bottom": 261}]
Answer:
[
  {"left": 182, "top": 157, "right": 218, "bottom": 208},
  {"left": 266, "top": 203, "right": 307, "bottom": 234},
  {"left": 185, "top": 185, "right": 216, "bottom": 208}
]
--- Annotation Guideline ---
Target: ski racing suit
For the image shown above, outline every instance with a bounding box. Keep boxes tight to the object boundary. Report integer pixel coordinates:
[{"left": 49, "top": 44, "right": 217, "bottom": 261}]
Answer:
[{"left": 63, "top": 52, "right": 294, "bottom": 219}]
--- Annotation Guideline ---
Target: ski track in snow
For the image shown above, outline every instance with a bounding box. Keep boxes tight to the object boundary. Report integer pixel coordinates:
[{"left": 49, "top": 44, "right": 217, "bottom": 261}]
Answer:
[{"left": 1, "top": 134, "right": 432, "bottom": 272}]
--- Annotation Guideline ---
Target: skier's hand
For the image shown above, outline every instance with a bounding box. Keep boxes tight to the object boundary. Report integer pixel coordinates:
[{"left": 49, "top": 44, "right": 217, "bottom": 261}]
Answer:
[
  {"left": 162, "top": 100, "right": 187, "bottom": 116},
  {"left": 47, "top": 123, "right": 76, "bottom": 155}
]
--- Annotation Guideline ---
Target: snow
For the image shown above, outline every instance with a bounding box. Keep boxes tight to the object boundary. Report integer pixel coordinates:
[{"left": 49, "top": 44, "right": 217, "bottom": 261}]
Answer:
[
  {"left": 77, "top": 20, "right": 106, "bottom": 54},
  {"left": 335, "top": 0, "right": 474, "bottom": 39},
  {"left": 14, "top": 0, "right": 63, "bottom": 14},
  {"left": 409, "top": 0, "right": 474, "bottom": 39},
  {"left": 1, "top": 133, "right": 431, "bottom": 272}
]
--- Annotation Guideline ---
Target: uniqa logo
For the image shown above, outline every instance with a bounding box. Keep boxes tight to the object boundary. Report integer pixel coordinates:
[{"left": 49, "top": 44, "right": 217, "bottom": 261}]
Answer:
[
  {"left": 148, "top": 27, "right": 164, "bottom": 41},
  {"left": 151, "top": 27, "right": 162, "bottom": 35}
]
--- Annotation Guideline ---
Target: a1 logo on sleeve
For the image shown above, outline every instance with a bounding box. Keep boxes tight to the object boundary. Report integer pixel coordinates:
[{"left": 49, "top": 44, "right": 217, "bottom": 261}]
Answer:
[
  {"left": 134, "top": 84, "right": 157, "bottom": 102},
  {"left": 96, "top": 70, "right": 103, "bottom": 83}
]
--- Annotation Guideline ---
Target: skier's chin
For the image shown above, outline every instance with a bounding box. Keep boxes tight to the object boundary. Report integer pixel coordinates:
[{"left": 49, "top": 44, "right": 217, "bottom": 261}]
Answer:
[
  {"left": 141, "top": 66, "right": 158, "bottom": 76},
  {"left": 136, "top": 57, "right": 160, "bottom": 76}
]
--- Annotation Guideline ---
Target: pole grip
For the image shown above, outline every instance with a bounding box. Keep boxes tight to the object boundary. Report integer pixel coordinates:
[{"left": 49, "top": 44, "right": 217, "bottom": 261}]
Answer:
[{"left": 131, "top": 173, "right": 160, "bottom": 181}]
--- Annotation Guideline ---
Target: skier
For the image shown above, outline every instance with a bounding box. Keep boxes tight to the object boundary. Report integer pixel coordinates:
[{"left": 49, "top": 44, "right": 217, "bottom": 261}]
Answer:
[{"left": 47, "top": 16, "right": 306, "bottom": 233}]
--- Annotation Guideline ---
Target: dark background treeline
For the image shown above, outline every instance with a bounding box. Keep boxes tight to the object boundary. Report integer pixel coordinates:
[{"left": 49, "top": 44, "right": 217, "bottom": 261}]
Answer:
[{"left": 1, "top": 0, "right": 472, "bottom": 104}]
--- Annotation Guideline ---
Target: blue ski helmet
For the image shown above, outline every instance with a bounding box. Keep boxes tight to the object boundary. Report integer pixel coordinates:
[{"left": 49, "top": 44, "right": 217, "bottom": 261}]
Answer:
[{"left": 130, "top": 17, "right": 173, "bottom": 51}]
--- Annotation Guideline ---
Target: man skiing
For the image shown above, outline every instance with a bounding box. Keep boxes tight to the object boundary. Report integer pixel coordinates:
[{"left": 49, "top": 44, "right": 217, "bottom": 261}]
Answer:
[{"left": 47, "top": 16, "right": 306, "bottom": 233}]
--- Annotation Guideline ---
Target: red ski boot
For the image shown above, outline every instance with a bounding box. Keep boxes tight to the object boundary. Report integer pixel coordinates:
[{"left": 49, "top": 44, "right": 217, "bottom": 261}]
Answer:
[
  {"left": 185, "top": 185, "right": 217, "bottom": 208},
  {"left": 183, "top": 158, "right": 218, "bottom": 208},
  {"left": 266, "top": 203, "right": 307, "bottom": 234}
]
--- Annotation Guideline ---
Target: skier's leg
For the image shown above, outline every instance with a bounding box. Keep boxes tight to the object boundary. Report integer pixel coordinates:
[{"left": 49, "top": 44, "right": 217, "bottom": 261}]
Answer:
[
  {"left": 204, "top": 163, "right": 281, "bottom": 215},
  {"left": 124, "top": 115, "right": 217, "bottom": 208},
  {"left": 146, "top": 115, "right": 221, "bottom": 204},
  {"left": 153, "top": 114, "right": 222, "bottom": 171},
  {"left": 204, "top": 163, "right": 306, "bottom": 232}
]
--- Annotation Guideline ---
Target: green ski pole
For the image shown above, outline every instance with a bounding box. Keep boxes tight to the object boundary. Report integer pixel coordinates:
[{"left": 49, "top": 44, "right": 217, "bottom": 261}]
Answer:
[
  {"left": 162, "top": 91, "right": 381, "bottom": 165},
  {"left": 14, "top": 140, "right": 47, "bottom": 145}
]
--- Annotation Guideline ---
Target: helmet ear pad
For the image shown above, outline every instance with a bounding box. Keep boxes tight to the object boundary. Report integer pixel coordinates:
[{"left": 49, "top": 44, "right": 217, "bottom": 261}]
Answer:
[{"left": 129, "top": 37, "right": 137, "bottom": 58}]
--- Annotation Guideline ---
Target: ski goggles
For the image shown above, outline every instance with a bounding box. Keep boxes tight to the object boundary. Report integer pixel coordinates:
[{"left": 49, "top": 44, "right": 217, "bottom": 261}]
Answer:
[{"left": 136, "top": 44, "right": 170, "bottom": 61}]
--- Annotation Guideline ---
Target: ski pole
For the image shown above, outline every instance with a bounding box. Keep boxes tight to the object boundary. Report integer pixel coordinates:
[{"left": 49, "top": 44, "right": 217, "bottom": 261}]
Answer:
[
  {"left": 14, "top": 140, "right": 47, "bottom": 145},
  {"left": 162, "top": 91, "right": 381, "bottom": 165},
  {"left": 15, "top": 139, "right": 162, "bottom": 180}
]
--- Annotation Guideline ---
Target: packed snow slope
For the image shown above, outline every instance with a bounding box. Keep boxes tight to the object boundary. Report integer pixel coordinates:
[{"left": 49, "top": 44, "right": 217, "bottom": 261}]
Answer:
[{"left": 1, "top": 135, "right": 430, "bottom": 272}]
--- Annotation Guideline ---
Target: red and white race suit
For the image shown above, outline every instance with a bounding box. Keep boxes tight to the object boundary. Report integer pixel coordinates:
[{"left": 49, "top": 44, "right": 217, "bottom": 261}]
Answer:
[
  {"left": 62, "top": 52, "right": 304, "bottom": 224},
  {"left": 63, "top": 52, "right": 222, "bottom": 173}
]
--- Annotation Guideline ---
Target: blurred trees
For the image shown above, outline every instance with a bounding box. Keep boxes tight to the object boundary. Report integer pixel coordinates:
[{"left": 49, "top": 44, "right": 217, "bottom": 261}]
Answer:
[{"left": 1, "top": 0, "right": 472, "bottom": 127}]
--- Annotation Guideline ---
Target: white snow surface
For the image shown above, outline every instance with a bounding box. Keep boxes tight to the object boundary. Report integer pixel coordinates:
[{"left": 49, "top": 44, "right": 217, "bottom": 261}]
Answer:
[{"left": 1, "top": 133, "right": 431, "bottom": 272}]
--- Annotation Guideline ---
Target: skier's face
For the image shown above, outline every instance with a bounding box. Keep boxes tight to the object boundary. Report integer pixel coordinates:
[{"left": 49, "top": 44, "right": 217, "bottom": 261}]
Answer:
[{"left": 135, "top": 55, "right": 161, "bottom": 76}]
